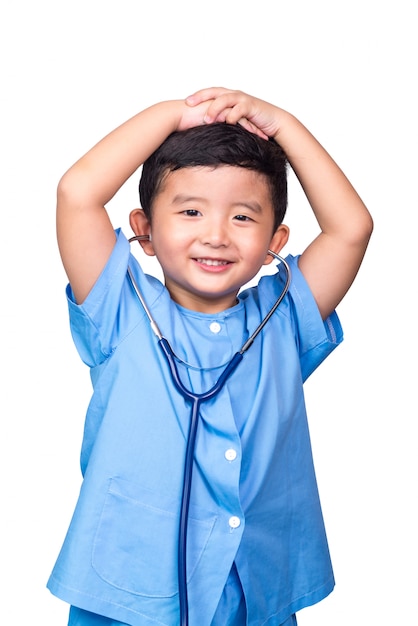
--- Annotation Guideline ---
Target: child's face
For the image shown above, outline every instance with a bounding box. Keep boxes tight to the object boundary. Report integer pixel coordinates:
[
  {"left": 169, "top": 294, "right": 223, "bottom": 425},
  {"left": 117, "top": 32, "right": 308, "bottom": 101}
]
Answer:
[{"left": 139, "top": 165, "right": 288, "bottom": 313}]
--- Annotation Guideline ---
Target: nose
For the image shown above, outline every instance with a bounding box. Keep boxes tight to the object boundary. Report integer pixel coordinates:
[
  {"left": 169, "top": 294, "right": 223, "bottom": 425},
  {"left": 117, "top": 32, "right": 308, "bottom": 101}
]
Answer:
[{"left": 201, "top": 218, "right": 230, "bottom": 247}]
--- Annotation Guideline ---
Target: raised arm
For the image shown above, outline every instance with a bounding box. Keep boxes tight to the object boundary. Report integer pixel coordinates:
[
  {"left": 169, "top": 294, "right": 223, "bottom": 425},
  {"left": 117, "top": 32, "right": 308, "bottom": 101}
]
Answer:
[
  {"left": 267, "top": 112, "right": 373, "bottom": 320},
  {"left": 56, "top": 98, "right": 210, "bottom": 304},
  {"left": 186, "top": 88, "right": 374, "bottom": 320}
]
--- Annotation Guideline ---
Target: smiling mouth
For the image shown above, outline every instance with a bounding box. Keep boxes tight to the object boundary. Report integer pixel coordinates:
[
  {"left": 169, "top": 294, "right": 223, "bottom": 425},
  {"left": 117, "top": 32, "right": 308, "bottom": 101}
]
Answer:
[{"left": 195, "top": 258, "right": 230, "bottom": 267}]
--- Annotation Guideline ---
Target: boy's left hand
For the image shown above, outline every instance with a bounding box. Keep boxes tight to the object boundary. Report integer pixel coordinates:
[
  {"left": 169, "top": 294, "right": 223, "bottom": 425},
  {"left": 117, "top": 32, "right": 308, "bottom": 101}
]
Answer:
[{"left": 185, "top": 87, "right": 281, "bottom": 140}]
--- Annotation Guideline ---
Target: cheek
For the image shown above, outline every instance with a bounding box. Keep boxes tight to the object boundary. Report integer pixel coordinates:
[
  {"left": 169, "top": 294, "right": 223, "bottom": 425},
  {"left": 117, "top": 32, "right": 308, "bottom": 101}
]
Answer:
[
  {"left": 240, "top": 234, "right": 271, "bottom": 261},
  {"left": 151, "top": 232, "right": 185, "bottom": 268}
]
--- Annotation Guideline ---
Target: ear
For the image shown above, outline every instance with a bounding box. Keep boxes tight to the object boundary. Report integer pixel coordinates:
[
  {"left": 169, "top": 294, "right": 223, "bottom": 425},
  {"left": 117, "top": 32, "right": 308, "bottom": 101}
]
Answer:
[
  {"left": 129, "top": 209, "right": 155, "bottom": 256},
  {"left": 263, "top": 224, "right": 290, "bottom": 265}
]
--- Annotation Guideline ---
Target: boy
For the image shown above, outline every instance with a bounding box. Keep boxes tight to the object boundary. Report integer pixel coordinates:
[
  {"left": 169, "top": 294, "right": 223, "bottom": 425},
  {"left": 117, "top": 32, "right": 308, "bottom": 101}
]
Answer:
[{"left": 47, "top": 87, "right": 373, "bottom": 626}]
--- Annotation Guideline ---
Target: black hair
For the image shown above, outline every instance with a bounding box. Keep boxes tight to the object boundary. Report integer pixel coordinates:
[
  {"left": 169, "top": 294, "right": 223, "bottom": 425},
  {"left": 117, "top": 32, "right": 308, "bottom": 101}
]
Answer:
[{"left": 139, "top": 122, "right": 288, "bottom": 231}]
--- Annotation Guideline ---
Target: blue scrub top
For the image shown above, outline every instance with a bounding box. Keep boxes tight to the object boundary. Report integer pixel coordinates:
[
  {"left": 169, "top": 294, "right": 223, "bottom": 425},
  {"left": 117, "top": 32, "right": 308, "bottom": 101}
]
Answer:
[{"left": 47, "top": 229, "right": 343, "bottom": 626}]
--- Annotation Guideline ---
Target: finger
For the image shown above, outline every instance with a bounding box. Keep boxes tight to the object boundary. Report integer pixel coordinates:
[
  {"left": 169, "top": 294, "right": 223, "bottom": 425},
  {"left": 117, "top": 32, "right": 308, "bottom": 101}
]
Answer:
[
  {"left": 237, "top": 118, "right": 269, "bottom": 140},
  {"left": 204, "top": 93, "right": 250, "bottom": 124},
  {"left": 186, "top": 87, "right": 228, "bottom": 106},
  {"left": 207, "top": 108, "right": 232, "bottom": 124}
]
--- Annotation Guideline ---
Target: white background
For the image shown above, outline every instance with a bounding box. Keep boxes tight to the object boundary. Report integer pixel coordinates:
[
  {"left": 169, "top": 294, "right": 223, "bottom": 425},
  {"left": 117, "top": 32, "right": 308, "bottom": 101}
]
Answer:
[{"left": 1, "top": 1, "right": 416, "bottom": 624}]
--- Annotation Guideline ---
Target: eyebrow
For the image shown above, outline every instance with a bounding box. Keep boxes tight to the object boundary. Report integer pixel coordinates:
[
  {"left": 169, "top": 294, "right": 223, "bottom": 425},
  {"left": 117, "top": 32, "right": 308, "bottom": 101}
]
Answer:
[
  {"left": 172, "top": 194, "right": 263, "bottom": 214},
  {"left": 172, "top": 194, "right": 206, "bottom": 205},
  {"left": 232, "top": 201, "right": 263, "bottom": 214}
]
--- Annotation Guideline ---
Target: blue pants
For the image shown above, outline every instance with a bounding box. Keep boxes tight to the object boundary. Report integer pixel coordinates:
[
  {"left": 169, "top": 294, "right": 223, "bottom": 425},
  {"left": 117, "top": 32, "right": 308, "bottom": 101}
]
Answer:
[
  {"left": 69, "top": 564, "right": 297, "bottom": 626},
  {"left": 69, "top": 606, "right": 297, "bottom": 626}
]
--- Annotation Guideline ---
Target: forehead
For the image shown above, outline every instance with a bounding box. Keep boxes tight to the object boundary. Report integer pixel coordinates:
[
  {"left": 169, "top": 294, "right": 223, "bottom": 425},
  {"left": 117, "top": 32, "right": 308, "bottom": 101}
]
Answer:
[{"left": 158, "top": 165, "right": 272, "bottom": 202}]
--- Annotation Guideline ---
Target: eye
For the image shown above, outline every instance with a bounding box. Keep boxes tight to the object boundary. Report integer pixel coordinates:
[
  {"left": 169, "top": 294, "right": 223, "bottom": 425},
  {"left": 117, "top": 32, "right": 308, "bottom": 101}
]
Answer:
[
  {"left": 234, "top": 214, "right": 253, "bottom": 222},
  {"left": 182, "top": 209, "right": 201, "bottom": 217}
]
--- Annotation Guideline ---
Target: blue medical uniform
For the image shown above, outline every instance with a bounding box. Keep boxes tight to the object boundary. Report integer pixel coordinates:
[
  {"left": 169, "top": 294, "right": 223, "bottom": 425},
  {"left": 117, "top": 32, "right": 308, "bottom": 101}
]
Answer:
[{"left": 47, "top": 229, "right": 343, "bottom": 626}]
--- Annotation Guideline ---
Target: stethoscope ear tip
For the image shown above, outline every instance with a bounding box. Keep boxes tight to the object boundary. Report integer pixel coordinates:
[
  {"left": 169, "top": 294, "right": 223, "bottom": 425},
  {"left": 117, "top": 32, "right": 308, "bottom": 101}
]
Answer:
[
  {"left": 267, "top": 249, "right": 283, "bottom": 262},
  {"left": 129, "top": 235, "right": 151, "bottom": 243}
]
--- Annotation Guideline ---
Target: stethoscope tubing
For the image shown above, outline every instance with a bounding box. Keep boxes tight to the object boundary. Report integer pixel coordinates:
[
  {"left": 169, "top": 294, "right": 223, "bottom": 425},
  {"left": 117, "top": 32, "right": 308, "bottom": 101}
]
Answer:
[
  {"left": 158, "top": 337, "right": 244, "bottom": 624},
  {"left": 127, "top": 237, "right": 291, "bottom": 626}
]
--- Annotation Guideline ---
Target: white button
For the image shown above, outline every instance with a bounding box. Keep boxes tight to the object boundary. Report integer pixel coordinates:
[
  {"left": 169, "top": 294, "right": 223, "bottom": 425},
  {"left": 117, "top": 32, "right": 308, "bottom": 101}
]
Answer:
[
  {"left": 209, "top": 321, "right": 221, "bottom": 334},
  {"left": 225, "top": 449, "right": 237, "bottom": 461},
  {"left": 229, "top": 516, "right": 241, "bottom": 529}
]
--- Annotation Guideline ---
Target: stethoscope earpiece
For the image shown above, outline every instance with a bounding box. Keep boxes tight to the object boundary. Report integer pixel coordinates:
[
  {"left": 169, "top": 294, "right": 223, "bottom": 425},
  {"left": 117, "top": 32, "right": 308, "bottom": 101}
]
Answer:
[{"left": 128, "top": 234, "right": 151, "bottom": 243}]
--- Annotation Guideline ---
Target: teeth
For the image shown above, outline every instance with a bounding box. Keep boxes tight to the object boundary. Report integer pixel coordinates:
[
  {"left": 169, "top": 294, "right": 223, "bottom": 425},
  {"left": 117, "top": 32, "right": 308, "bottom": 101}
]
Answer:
[{"left": 196, "top": 258, "right": 228, "bottom": 266}]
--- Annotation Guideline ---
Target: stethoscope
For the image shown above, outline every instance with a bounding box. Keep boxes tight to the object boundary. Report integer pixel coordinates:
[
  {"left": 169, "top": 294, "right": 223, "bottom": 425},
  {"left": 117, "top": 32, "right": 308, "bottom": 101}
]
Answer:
[{"left": 128, "top": 235, "right": 291, "bottom": 626}]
